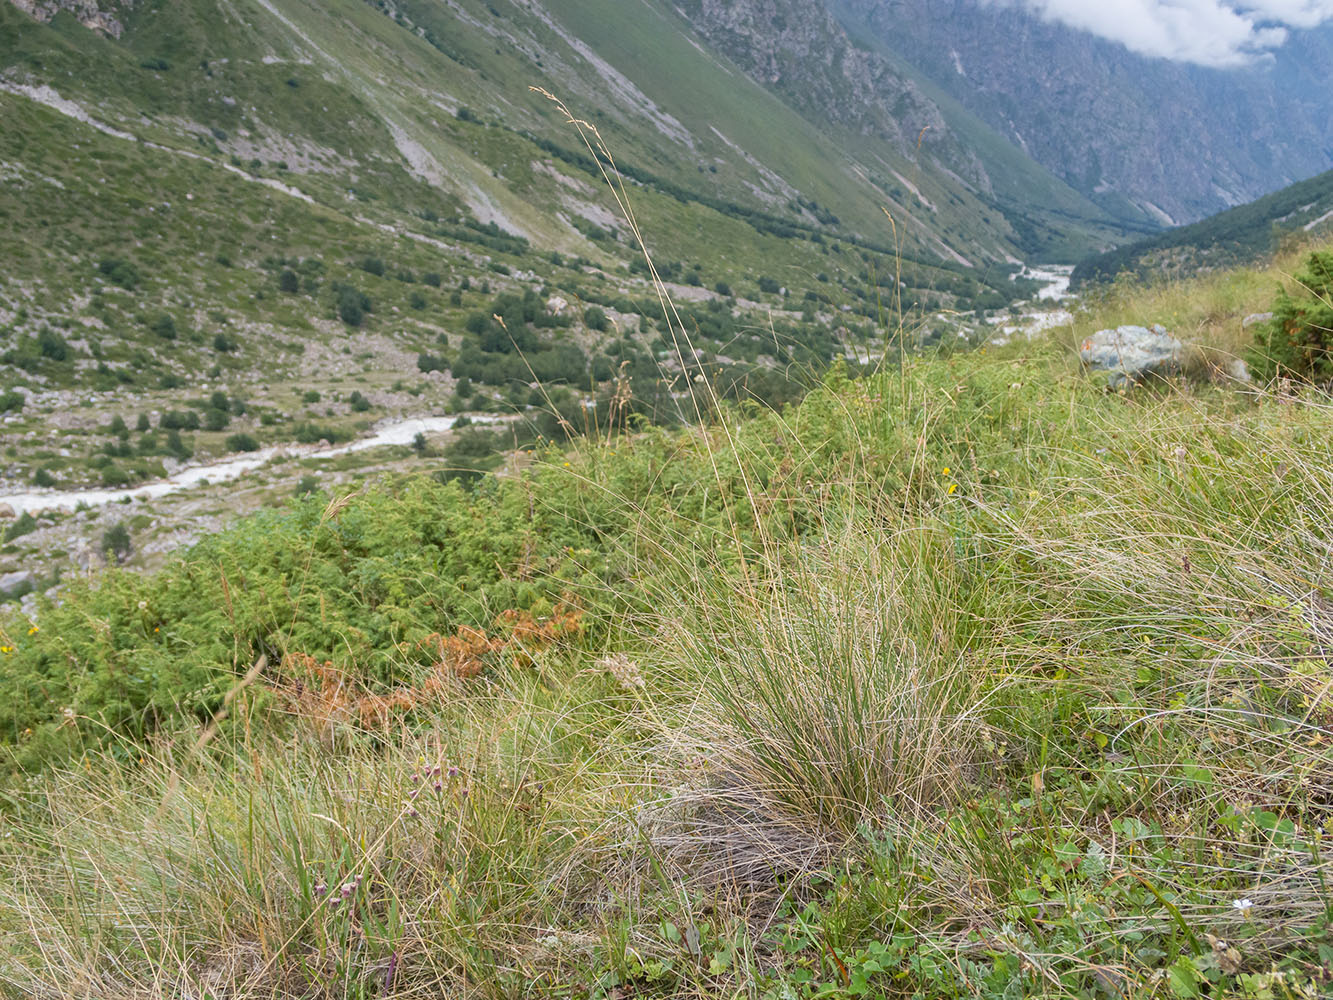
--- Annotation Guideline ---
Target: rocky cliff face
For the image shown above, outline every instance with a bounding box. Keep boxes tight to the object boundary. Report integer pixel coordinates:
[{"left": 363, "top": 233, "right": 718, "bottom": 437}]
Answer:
[
  {"left": 674, "top": 0, "right": 992, "bottom": 194},
  {"left": 837, "top": 0, "right": 1333, "bottom": 225},
  {"left": 8, "top": 0, "right": 130, "bottom": 36}
]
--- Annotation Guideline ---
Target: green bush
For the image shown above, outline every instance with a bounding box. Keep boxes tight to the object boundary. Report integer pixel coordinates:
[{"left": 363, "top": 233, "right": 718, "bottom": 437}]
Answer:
[
  {"left": 293, "top": 422, "right": 349, "bottom": 444},
  {"left": 584, "top": 306, "right": 608, "bottom": 331},
  {"left": 101, "top": 522, "right": 131, "bottom": 562},
  {"left": 150, "top": 313, "right": 178, "bottom": 341},
  {"left": 100, "top": 465, "right": 133, "bottom": 487},
  {"left": 98, "top": 257, "right": 141, "bottom": 290},
  {"left": 1249, "top": 250, "right": 1333, "bottom": 381},
  {"left": 160, "top": 410, "right": 200, "bottom": 431},
  {"left": 164, "top": 429, "right": 192, "bottom": 460},
  {"left": 2, "top": 512, "right": 37, "bottom": 543},
  {"left": 0, "top": 390, "right": 23, "bottom": 414},
  {"left": 38, "top": 329, "right": 69, "bottom": 361},
  {"left": 225, "top": 433, "right": 260, "bottom": 452},
  {"left": 0, "top": 473, "right": 600, "bottom": 769},
  {"left": 417, "top": 353, "right": 448, "bottom": 374},
  {"left": 337, "top": 285, "right": 372, "bottom": 327}
]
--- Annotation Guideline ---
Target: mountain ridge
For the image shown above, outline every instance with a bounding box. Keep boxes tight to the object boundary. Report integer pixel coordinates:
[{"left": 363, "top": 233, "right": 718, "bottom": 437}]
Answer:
[{"left": 834, "top": 0, "right": 1333, "bottom": 225}]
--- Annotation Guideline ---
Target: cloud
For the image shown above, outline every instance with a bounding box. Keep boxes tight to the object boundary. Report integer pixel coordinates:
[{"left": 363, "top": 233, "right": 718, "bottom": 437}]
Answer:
[{"left": 983, "top": 0, "right": 1333, "bottom": 66}]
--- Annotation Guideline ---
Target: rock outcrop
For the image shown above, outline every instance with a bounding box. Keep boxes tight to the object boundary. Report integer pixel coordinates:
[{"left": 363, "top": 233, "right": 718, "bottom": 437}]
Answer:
[
  {"left": 8, "top": 0, "right": 131, "bottom": 37},
  {"left": 673, "top": 0, "right": 992, "bottom": 193},
  {"left": 1080, "top": 325, "right": 1185, "bottom": 386}
]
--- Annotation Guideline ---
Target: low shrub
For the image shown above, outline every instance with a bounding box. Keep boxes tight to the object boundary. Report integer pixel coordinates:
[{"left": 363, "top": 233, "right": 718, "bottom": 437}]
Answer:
[
  {"left": 1248, "top": 249, "right": 1333, "bottom": 380},
  {"left": 225, "top": 433, "right": 261, "bottom": 453}
]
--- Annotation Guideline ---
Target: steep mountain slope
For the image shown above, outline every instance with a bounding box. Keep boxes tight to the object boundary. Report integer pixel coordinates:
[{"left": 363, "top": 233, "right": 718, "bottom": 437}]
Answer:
[
  {"left": 9, "top": 0, "right": 1107, "bottom": 535},
  {"left": 1072, "top": 168, "right": 1333, "bottom": 288},
  {"left": 1, "top": 0, "right": 1155, "bottom": 264},
  {"left": 835, "top": 0, "right": 1333, "bottom": 226},
  {"left": 670, "top": 0, "right": 1150, "bottom": 261}
]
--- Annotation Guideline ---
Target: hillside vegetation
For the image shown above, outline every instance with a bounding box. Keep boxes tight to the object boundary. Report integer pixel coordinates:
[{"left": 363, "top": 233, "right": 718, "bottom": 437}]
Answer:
[
  {"left": 2, "top": 246, "right": 1333, "bottom": 998},
  {"left": 1, "top": 0, "right": 1082, "bottom": 596},
  {"left": 1072, "top": 169, "right": 1333, "bottom": 289}
]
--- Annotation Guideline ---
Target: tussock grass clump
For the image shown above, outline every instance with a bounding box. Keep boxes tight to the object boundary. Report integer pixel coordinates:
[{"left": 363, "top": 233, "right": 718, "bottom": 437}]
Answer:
[
  {"left": 0, "top": 661, "right": 626, "bottom": 999},
  {"left": 671, "top": 527, "right": 994, "bottom": 839}
]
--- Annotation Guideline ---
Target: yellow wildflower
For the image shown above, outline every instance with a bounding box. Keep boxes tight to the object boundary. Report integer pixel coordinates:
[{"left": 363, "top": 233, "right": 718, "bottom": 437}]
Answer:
[{"left": 948, "top": 483, "right": 957, "bottom": 495}]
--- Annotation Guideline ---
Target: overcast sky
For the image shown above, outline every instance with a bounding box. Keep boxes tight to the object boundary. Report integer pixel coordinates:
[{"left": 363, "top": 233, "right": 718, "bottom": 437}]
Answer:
[{"left": 986, "top": 1, "right": 1333, "bottom": 66}]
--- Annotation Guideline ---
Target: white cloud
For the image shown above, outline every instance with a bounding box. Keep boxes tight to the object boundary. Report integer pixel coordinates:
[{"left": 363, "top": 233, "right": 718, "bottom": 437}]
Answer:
[{"left": 983, "top": 0, "right": 1333, "bottom": 66}]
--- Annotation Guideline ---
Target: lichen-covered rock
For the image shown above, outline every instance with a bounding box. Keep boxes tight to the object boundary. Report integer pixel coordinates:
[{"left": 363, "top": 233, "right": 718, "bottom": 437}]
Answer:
[{"left": 1080, "top": 325, "right": 1184, "bottom": 386}]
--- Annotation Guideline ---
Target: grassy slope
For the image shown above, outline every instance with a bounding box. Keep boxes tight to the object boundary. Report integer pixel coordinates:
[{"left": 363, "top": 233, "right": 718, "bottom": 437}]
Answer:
[
  {"left": 2, "top": 247, "right": 1333, "bottom": 997},
  {"left": 2, "top": 0, "right": 1116, "bottom": 266}
]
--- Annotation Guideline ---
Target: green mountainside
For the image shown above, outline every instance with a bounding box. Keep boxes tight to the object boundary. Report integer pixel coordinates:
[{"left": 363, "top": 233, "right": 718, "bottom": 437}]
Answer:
[
  {"left": 0, "top": 0, "right": 1107, "bottom": 264},
  {"left": 0, "top": 0, "right": 1064, "bottom": 504},
  {"left": 1072, "top": 168, "right": 1333, "bottom": 288},
  {"left": 0, "top": 0, "right": 1152, "bottom": 592}
]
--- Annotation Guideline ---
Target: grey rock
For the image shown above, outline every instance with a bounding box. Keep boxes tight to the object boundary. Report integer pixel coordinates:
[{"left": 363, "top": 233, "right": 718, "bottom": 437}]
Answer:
[
  {"left": 0, "top": 503, "right": 15, "bottom": 519},
  {"left": 1243, "top": 312, "right": 1274, "bottom": 329},
  {"left": 1079, "top": 325, "right": 1185, "bottom": 386},
  {"left": 0, "top": 569, "right": 35, "bottom": 598}
]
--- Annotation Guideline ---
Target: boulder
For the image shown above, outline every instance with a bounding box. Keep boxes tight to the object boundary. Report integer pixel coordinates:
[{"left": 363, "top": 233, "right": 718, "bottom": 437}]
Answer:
[
  {"left": 1080, "top": 324, "right": 1185, "bottom": 386},
  {"left": 0, "top": 569, "right": 34, "bottom": 599},
  {"left": 1243, "top": 312, "right": 1274, "bottom": 329},
  {"left": 0, "top": 503, "right": 15, "bottom": 520}
]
